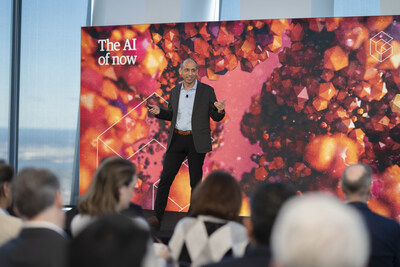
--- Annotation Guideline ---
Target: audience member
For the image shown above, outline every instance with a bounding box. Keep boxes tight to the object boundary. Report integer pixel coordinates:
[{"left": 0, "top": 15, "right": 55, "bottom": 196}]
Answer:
[
  {"left": 65, "top": 157, "right": 144, "bottom": 236},
  {"left": 271, "top": 193, "right": 369, "bottom": 267},
  {"left": 0, "top": 163, "right": 22, "bottom": 246},
  {"left": 206, "top": 182, "right": 296, "bottom": 267},
  {"left": 70, "top": 156, "right": 144, "bottom": 236},
  {"left": 0, "top": 168, "right": 68, "bottom": 267},
  {"left": 168, "top": 170, "right": 248, "bottom": 267},
  {"left": 65, "top": 202, "right": 144, "bottom": 238},
  {"left": 69, "top": 213, "right": 150, "bottom": 267},
  {"left": 342, "top": 163, "right": 400, "bottom": 267},
  {"left": 71, "top": 156, "right": 167, "bottom": 266}
]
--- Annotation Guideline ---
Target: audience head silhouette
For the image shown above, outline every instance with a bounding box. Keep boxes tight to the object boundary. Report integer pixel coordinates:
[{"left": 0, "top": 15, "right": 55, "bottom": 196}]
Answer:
[
  {"left": 78, "top": 156, "right": 137, "bottom": 216},
  {"left": 190, "top": 170, "right": 242, "bottom": 220},
  {"left": 0, "top": 167, "right": 68, "bottom": 267},
  {"left": 13, "top": 167, "right": 63, "bottom": 222},
  {"left": 69, "top": 214, "right": 149, "bottom": 267},
  {"left": 271, "top": 193, "right": 369, "bottom": 267},
  {"left": 342, "top": 163, "right": 400, "bottom": 267},
  {"left": 249, "top": 183, "right": 296, "bottom": 246},
  {"left": 341, "top": 163, "right": 372, "bottom": 202}
]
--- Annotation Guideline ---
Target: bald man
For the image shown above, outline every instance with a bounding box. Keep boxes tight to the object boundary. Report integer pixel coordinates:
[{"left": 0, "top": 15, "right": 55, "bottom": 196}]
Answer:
[
  {"left": 341, "top": 164, "right": 400, "bottom": 267},
  {"left": 147, "top": 58, "right": 225, "bottom": 230}
]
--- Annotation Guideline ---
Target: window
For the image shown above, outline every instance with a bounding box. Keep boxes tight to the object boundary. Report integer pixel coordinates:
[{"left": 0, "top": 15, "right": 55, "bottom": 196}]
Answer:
[
  {"left": 19, "top": 0, "right": 89, "bottom": 204},
  {"left": 0, "top": 0, "right": 12, "bottom": 162}
]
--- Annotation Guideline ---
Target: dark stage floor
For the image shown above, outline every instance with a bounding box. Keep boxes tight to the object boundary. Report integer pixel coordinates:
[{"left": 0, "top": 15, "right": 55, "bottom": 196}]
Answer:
[{"left": 143, "top": 210, "right": 188, "bottom": 243}]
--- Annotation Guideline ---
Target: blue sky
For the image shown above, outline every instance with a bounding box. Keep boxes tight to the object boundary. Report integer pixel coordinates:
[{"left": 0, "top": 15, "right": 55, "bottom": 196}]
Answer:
[
  {"left": 0, "top": 0, "right": 88, "bottom": 129},
  {"left": 0, "top": 0, "right": 12, "bottom": 129}
]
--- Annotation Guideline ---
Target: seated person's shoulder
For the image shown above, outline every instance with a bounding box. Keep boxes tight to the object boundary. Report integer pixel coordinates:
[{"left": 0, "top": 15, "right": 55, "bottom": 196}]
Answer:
[{"left": 177, "top": 216, "right": 198, "bottom": 226}]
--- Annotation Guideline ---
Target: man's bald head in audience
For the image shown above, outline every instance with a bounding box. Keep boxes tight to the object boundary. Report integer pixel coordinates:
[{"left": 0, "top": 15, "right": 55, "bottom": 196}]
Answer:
[{"left": 341, "top": 163, "right": 372, "bottom": 201}]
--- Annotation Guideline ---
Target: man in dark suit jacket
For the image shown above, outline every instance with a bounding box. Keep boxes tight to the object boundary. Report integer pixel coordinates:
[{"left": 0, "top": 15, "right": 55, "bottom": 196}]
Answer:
[
  {"left": 147, "top": 58, "right": 225, "bottom": 229},
  {"left": 341, "top": 163, "right": 400, "bottom": 267},
  {"left": 0, "top": 168, "right": 69, "bottom": 267}
]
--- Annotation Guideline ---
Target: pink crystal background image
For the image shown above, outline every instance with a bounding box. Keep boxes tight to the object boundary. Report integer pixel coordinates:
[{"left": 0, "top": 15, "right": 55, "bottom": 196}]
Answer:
[
  {"left": 133, "top": 57, "right": 282, "bottom": 213},
  {"left": 202, "top": 56, "right": 281, "bottom": 179},
  {"left": 80, "top": 17, "right": 400, "bottom": 220}
]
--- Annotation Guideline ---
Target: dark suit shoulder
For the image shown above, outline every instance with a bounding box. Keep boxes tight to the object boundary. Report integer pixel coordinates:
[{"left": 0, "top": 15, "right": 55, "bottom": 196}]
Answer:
[
  {"left": 173, "top": 81, "right": 213, "bottom": 90},
  {"left": 349, "top": 201, "right": 400, "bottom": 266},
  {"left": 350, "top": 202, "right": 398, "bottom": 228},
  {"left": 171, "top": 84, "right": 180, "bottom": 91},
  {"left": 197, "top": 81, "right": 214, "bottom": 91},
  {"left": 173, "top": 81, "right": 214, "bottom": 92},
  {"left": 0, "top": 228, "right": 68, "bottom": 267},
  {"left": 370, "top": 211, "right": 400, "bottom": 229}
]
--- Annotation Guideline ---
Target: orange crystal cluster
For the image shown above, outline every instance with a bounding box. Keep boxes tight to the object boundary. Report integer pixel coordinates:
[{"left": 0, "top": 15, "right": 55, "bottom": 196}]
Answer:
[
  {"left": 149, "top": 20, "right": 287, "bottom": 92},
  {"left": 240, "top": 16, "right": 400, "bottom": 220}
]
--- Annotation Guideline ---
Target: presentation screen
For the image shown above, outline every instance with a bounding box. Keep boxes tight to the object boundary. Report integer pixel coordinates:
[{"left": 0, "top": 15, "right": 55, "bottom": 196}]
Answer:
[{"left": 80, "top": 15, "right": 400, "bottom": 219}]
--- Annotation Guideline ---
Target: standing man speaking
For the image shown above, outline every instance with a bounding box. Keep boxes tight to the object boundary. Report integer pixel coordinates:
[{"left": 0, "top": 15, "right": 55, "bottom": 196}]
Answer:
[{"left": 147, "top": 58, "right": 226, "bottom": 229}]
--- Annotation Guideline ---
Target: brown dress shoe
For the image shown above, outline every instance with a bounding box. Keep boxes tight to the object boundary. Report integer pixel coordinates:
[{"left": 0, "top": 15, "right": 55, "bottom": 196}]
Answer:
[{"left": 147, "top": 216, "right": 161, "bottom": 230}]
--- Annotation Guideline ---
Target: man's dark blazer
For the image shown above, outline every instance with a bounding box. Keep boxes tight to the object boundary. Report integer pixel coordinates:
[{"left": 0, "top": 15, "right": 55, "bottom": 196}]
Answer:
[
  {"left": 204, "top": 245, "right": 271, "bottom": 267},
  {"left": 156, "top": 81, "right": 225, "bottom": 153},
  {"left": 348, "top": 202, "right": 400, "bottom": 267},
  {"left": 0, "top": 227, "right": 69, "bottom": 267}
]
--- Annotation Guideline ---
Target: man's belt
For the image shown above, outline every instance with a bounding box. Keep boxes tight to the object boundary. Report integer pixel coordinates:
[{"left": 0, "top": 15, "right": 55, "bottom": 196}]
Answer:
[{"left": 174, "top": 129, "right": 192, "bottom": 135}]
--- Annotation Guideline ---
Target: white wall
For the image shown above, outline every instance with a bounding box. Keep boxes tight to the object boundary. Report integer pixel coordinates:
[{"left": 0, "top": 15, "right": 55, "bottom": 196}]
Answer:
[
  {"left": 91, "top": 0, "right": 400, "bottom": 26},
  {"left": 92, "top": 0, "right": 147, "bottom": 25},
  {"left": 240, "top": 0, "right": 312, "bottom": 20},
  {"left": 92, "top": 0, "right": 219, "bottom": 26},
  {"left": 381, "top": 0, "right": 400, "bottom": 15},
  {"left": 145, "top": 0, "right": 181, "bottom": 24}
]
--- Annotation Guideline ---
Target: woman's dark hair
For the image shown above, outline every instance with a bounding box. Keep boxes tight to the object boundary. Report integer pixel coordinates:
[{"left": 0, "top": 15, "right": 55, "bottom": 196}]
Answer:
[{"left": 190, "top": 170, "right": 242, "bottom": 221}]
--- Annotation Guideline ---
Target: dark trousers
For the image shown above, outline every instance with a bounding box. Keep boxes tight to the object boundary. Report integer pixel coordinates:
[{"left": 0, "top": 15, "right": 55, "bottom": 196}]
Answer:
[{"left": 154, "top": 132, "right": 206, "bottom": 221}]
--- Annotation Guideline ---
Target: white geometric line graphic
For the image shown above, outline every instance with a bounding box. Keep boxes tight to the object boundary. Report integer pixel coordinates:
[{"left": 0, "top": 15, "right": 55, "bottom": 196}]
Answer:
[
  {"left": 98, "top": 138, "right": 123, "bottom": 158},
  {"left": 167, "top": 196, "right": 184, "bottom": 210},
  {"left": 179, "top": 203, "right": 190, "bottom": 212},
  {"left": 95, "top": 92, "right": 168, "bottom": 166},
  {"left": 94, "top": 91, "right": 191, "bottom": 212},
  {"left": 151, "top": 182, "right": 186, "bottom": 210},
  {"left": 97, "top": 92, "right": 168, "bottom": 139},
  {"left": 370, "top": 31, "right": 393, "bottom": 62}
]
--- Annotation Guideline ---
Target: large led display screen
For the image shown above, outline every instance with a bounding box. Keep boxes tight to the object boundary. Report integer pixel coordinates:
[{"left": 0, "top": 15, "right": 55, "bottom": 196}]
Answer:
[{"left": 80, "top": 16, "right": 400, "bottom": 219}]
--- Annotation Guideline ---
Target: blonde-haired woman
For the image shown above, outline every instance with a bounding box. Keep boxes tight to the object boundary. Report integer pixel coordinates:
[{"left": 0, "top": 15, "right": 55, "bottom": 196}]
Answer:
[
  {"left": 71, "top": 157, "right": 168, "bottom": 267},
  {"left": 71, "top": 156, "right": 140, "bottom": 236}
]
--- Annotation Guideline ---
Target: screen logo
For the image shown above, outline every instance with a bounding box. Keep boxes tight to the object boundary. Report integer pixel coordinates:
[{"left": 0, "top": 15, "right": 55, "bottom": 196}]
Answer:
[{"left": 370, "top": 31, "right": 393, "bottom": 62}]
